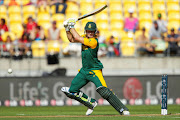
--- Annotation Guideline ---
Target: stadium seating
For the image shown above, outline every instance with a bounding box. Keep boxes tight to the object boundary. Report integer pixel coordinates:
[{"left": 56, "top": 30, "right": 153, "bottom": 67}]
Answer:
[
  {"left": 60, "top": 30, "right": 69, "bottom": 42},
  {"left": 80, "top": 3, "right": 93, "bottom": 15},
  {"left": 152, "top": 3, "right": 166, "bottom": 13},
  {"left": 100, "top": 30, "right": 111, "bottom": 39},
  {"left": 0, "top": 5, "right": 7, "bottom": 15},
  {"left": 139, "top": 12, "right": 152, "bottom": 21},
  {"left": 109, "top": 3, "right": 122, "bottom": 13},
  {"left": 23, "top": 14, "right": 36, "bottom": 24},
  {"left": 110, "top": 21, "right": 123, "bottom": 31},
  {"left": 38, "top": 22, "right": 52, "bottom": 37},
  {"left": 0, "top": 14, "right": 8, "bottom": 23},
  {"left": 66, "top": 12, "right": 79, "bottom": 20},
  {"left": 8, "top": 6, "right": 21, "bottom": 15},
  {"left": 167, "top": 21, "right": 180, "bottom": 31},
  {"left": 22, "top": 5, "right": 36, "bottom": 15},
  {"left": 135, "top": 30, "right": 149, "bottom": 39},
  {"left": 37, "top": 13, "right": 51, "bottom": 24},
  {"left": 94, "top": 0, "right": 107, "bottom": 4},
  {"left": 9, "top": 14, "right": 22, "bottom": 24},
  {"left": 110, "top": 12, "right": 123, "bottom": 22},
  {"left": 97, "top": 21, "right": 109, "bottom": 31},
  {"left": 20, "top": 0, "right": 30, "bottom": 5},
  {"left": 123, "top": 0, "right": 136, "bottom": 4},
  {"left": 121, "top": 41, "right": 136, "bottom": 56},
  {"left": 152, "top": 0, "right": 165, "bottom": 4},
  {"left": 138, "top": 0, "right": 150, "bottom": 4},
  {"left": 124, "top": 3, "right": 137, "bottom": 13},
  {"left": 51, "top": 14, "right": 65, "bottom": 23},
  {"left": 139, "top": 20, "right": 152, "bottom": 32},
  {"left": 95, "top": 13, "right": 109, "bottom": 23},
  {"left": 31, "top": 41, "right": 46, "bottom": 57},
  {"left": 47, "top": 40, "right": 61, "bottom": 53},
  {"left": 138, "top": 3, "right": 151, "bottom": 12},
  {"left": 166, "top": 0, "right": 179, "bottom": 4},
  {"left": 37, "top": 6, "right": 50, "bottom": 14},
  {"left": 167, "top": 3, "right": 180, "bottom": 13},
  {"left": 1, "top": 32, "right": 16, "bottom": 42},
  {"left": 4, "top": 0, "right": 10, "bottom": 5},
  {"left": 153, "top": 12, "right": 167, "bottom": 20},
  {"left": 79, "top": 0, "right": 93, "bottom": 4},
  {"left": 66, "top": 2, "right": 79, "bottom": 14},
  {"left": 109, "top": 0, "right": 121, "bottom": 4},
  {"left": 95, "top": 3, "right": 108, "bottom": 13},
  {"left": 10, "top": 23, "right": 23, "bottom": 39},
  {"left": 168, "top": 12, "right": 180, "bottom": 21}
]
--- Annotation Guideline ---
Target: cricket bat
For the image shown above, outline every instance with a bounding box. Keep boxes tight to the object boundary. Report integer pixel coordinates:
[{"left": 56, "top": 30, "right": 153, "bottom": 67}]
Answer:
[{"left": 76, "top": 5, "right": 108, "bottom": 21}]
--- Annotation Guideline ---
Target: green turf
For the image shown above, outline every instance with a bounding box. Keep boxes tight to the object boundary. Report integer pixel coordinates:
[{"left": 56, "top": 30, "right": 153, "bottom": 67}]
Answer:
[{"left": 0, "top": 105, "right": 179, "bottom": 120}]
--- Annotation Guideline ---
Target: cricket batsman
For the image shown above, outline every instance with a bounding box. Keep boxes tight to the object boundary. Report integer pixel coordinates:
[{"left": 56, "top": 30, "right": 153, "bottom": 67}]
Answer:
[{"left": 61, "top": 18, "right": 130, "bottom": 116}]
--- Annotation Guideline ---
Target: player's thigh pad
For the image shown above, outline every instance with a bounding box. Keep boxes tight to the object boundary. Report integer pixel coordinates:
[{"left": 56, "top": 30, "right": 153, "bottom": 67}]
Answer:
[
  {"left": 88, "top": 70, "right": 107, "bottom": 88},
  {"left": 69, "top": 72, "right": 88, "bottom": 93}
]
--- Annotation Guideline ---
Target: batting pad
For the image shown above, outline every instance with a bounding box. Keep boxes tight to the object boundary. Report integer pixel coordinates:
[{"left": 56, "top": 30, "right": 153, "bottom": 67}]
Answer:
[
  {"left": 61, "top": 87, "right": 94, "bottom": 109},
  {"left": 97, "top": 86, "right": 129, "bottom": 114}
]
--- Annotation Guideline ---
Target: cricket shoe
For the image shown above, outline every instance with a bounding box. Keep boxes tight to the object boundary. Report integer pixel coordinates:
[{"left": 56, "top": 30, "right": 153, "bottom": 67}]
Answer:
[
  {"left": 86, "top": 101, "right": 98, "bottom": 116},
  {"left": 122, "top": 111, "right": 130, "bottom": 115},
  {"left": 61, "top": 87, "right": 70, "bottom": 93}
]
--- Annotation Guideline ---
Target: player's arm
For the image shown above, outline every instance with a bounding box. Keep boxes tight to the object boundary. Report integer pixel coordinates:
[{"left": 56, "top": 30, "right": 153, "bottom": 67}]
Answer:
[
  {"left": 66, "top": 31, "right": 75, "bottom": 42},
  {"left": 63, "top": 19, "right": 78, "bottom": 43},
  {"left": 70, "top": 28, "right": 97, "bottom": 49},
  {"left": 69, "top": 28, "right": 84, "bottom": 44}
]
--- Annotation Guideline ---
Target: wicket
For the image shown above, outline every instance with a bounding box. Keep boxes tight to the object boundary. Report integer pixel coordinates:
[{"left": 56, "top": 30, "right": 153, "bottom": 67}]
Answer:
[{"left": 161, "top": 74, "right": 168, "bottom": 115}]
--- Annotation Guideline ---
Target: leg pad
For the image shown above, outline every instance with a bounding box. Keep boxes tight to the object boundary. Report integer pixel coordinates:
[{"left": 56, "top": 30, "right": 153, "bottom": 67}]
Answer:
[
  {"left": 97, "top": 87, "right": 129, "bottom": 114},
  {"left": 61, "top": 87, "right": 94, "bottom": 109}
]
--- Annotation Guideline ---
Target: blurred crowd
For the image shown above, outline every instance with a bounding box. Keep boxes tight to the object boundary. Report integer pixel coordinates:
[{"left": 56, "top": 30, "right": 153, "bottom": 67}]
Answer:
[{"left": 0, "top": 0, "right": 180, "bottom": 60}]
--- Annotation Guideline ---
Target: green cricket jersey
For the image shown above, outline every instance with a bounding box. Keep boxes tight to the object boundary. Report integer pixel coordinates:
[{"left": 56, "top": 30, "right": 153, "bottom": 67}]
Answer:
[{"left": 81, "top": 35, "right": 103, "bottom": 71}]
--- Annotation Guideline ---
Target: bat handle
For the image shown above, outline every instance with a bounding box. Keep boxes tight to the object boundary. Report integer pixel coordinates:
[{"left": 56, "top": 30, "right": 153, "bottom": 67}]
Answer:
[{"left": 75, "top": 19, "right": 78, "bottom": 22}]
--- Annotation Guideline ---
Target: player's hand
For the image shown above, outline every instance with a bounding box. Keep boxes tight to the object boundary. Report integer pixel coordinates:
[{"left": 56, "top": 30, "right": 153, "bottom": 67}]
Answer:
[
  {"left": 63, "top": 20, "right": 70, "bottom": 31},
  {"left": 68, "top": 18, "right": 77, "bottom": 28}
]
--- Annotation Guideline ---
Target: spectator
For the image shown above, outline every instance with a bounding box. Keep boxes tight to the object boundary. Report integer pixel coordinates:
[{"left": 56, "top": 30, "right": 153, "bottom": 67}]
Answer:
[
  {"left": 9, "top": 0, "right": 19, "bottom": 6},
  {"left": 149, "top": 21, "right": 166, "bottom": 40},
  {"left": 97, "top": 30, "right": 106, "bottom": 44},
  {"left": 124, "top": 8, "right": 139, "bottom": 33},
  {"left": 164, "top": 28, "right": 180, "bottom": 56},
  {"left": 37, "top": 0, "right": 49, "bottom": 13},
  {"left": 107, "top": 36, "right": 119, "bottom": 57},
  {"left": 30, "top": 26, "right": 45, "bottom": 41},
  {"left": 0, "top": 18, "right": 8, "bottom": 42},
  {"left": 26, "top": 16, "right": 37, "bottom": 33},
  {"left": 96, "top": 30, "right": 107, "bottom": 57},
  {"left": 2, "top": 35, "right": 14, "bottom": 58},
  {"left": 25, "top": 0, "right": 37, "bottom": 5},
  {"left": 178, "top": 27, "right": 180, "bottom": 36},
  {"left": 21, "top": 33, "right": 30, "bottom": 44},
  {"left": 48, "top": 21, "right": 61, "bottom": 41},
  {"left": 22, "top": 24, "right": 30, "bottom": 38},
  {"left": 136, "top": 28, "right": 156, "bottom": 56},
  {"left": 37, "top": 0, "right": 47, "bottom": 5},
  {"left": 21, "top": 33, "right": 32, "bottom": 57},
  {"left": 0, "top": 0, "right": 4, "bottom": 5},
  {"left": 156, "top": 13, "right": 167, "bottom": 32},
  {"left": 50, "top": 0, "right": 67, "bottom": 14}
]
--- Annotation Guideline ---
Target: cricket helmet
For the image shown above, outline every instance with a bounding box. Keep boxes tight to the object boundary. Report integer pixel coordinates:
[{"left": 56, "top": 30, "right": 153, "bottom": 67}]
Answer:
[{"left": 85, "top": 22, "right": 97, "bottom": 32}]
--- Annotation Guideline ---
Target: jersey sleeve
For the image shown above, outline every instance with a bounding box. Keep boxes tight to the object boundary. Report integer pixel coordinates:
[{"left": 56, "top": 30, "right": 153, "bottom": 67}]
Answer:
[{"left": 84, "top": 37, "right": 97, "bottom": 49}]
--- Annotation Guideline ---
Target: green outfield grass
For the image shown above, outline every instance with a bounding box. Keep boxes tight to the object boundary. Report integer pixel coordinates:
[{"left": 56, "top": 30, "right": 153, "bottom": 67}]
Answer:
[{"left": 0, "top": 105, "right": 179, "bottom": 120}]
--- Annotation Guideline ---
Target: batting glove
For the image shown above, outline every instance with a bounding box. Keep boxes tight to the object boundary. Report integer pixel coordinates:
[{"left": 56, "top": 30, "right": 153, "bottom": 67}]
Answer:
[
  {"left": 63, "top": 20, "right": 70, "bottom": 31},
  {"left": 68, "top": 18, "right": 77, "bottom": 29}
]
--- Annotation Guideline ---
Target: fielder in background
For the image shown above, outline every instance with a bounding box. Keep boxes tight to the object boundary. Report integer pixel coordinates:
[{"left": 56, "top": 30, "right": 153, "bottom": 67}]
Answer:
[{"left": 61, "top": 18, "right": 130, "bottom": 116}]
